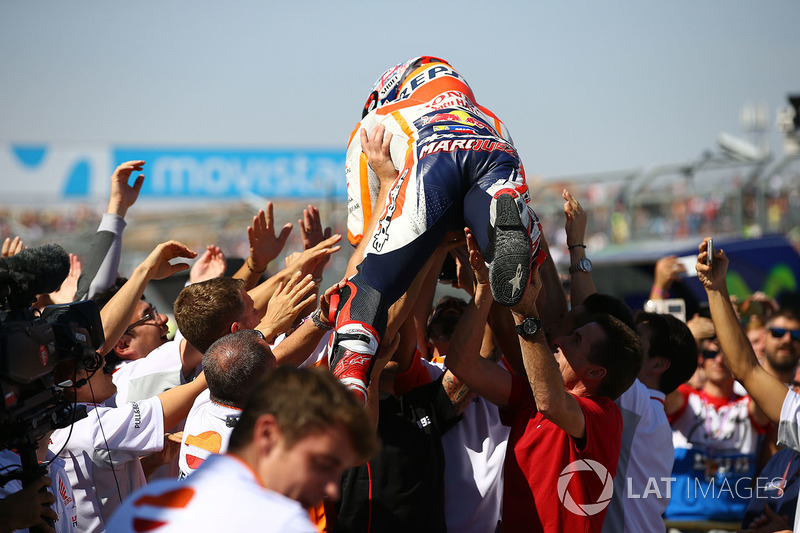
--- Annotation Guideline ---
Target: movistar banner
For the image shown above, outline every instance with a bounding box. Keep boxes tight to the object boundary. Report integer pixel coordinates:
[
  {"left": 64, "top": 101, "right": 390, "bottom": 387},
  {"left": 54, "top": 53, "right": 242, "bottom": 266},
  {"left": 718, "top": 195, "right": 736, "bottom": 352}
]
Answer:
[
  {"left": 113, "top": 148, "right": 346, "bottom": 199},
  {"left": 1, "top": 144, "right": 347, "bottom": 200}
]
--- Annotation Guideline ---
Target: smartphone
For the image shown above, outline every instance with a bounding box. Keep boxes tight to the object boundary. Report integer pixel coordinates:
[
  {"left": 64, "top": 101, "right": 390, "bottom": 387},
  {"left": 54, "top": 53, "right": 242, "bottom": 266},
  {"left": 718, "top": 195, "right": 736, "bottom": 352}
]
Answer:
[{"left": 707, "top": 238, "right": 714, "bottom": 266}]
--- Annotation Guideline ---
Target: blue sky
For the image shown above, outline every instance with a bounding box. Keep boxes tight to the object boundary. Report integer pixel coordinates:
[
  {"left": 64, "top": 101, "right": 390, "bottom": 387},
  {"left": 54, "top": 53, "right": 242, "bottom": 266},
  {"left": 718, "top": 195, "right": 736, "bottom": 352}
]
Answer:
[{"left": 2, "top": 0, "right": 798, "bottom": 178}]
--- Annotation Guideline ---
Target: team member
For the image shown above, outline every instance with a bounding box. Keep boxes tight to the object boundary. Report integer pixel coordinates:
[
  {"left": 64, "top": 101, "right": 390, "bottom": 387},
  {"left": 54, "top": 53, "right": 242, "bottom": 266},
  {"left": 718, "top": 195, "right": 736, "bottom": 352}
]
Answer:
[
  {"left": 178, "top": 330, "right": 275, "bottom": 478},
  {"left": 329, "top": 56, "right": 546, "bottom": 403},
  {"left": 108, "top": 366, "right": 377, "bottom": 532},
  {"left": 443, "top": 229, "right": 641, "bottom": 531}
]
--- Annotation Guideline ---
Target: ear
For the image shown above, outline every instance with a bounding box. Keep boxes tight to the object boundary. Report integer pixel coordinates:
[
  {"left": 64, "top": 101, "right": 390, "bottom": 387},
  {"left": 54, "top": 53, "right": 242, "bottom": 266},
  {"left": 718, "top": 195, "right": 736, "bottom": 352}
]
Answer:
[
  {"left": 252, "top": 413, "right": 281, "bottom": 456},
  {"left": 230, "top": 321, "right": 243, "bottom": 334},
  {"left": 114, "top": 335, "right": 135, "bottom": 358},
  {"left": 650, "top": 356, "right": 672, "bottom": 375},
  {"left": 586, "top": 365, "right": 607, "bottom": 382}
]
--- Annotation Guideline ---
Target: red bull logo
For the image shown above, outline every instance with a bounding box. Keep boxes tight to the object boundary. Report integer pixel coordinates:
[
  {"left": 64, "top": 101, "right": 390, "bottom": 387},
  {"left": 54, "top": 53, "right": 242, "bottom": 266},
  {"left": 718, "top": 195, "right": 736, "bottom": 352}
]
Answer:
[{"left": 422, "top": 110, "right": 490, "bottom": 131}]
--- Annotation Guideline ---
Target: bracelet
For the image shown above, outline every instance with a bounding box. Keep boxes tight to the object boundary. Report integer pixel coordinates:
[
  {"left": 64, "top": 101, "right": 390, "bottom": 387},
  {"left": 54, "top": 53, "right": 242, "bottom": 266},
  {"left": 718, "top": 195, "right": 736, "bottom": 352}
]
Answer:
[
  {"left": 245, "top": 257, "right": 266, "bottom": 274},
  {"left": 567, "top": 244, "right": 586, "bottom": 250},
  {"left": 311, "top": 308, "right": 332, "bottom": 331},
  {"left": 651, "top": 286, "right": 668, "bottom": 298}
]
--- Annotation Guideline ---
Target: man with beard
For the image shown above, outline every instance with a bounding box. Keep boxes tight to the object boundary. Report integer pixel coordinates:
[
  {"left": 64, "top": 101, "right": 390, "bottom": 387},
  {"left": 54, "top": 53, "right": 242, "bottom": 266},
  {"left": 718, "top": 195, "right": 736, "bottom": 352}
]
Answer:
[{"left": 762, "top": 308, "right": 800, "bottom": 384}]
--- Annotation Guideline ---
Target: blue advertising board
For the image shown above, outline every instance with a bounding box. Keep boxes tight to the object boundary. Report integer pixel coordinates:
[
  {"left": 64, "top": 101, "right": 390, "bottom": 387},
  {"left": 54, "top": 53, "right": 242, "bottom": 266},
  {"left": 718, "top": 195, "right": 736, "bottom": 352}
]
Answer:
[{"left": 112, "top": 147, "right": 347, "bottom": 199}]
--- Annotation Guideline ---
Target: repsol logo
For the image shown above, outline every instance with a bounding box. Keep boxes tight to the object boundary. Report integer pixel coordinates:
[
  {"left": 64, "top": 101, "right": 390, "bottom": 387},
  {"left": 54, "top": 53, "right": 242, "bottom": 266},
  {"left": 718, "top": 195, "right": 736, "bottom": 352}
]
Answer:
[{"left": 395, "top": 65, "right": 464, "bottom": 101}]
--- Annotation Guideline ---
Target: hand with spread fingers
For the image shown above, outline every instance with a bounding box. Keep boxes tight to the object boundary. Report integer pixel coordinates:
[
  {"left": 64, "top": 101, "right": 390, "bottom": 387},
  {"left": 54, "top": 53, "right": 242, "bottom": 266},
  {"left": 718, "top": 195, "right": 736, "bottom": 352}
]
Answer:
[{"left": 248, "top": 202, "right": 293, "bottom": 273}]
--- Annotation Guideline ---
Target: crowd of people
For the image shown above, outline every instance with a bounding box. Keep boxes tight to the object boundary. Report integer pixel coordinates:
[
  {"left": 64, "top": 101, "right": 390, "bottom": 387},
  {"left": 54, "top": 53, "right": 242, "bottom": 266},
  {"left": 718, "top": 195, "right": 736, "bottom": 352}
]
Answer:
[{"left": 2, "top": 56, "right": 800, "bottom": 533}]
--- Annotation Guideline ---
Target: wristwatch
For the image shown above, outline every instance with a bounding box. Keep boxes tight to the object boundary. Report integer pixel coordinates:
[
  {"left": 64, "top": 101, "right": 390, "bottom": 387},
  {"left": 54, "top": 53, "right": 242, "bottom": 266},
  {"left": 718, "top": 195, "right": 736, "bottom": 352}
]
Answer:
[
  {"left": 569, "top": 257, "right": 593, "bottom": 274},
  {"left": 515, "top": 317, "right": 542, "bottom": 338},
  {"left": 311, "top": 308, "right": 332, "bottom": 331}
]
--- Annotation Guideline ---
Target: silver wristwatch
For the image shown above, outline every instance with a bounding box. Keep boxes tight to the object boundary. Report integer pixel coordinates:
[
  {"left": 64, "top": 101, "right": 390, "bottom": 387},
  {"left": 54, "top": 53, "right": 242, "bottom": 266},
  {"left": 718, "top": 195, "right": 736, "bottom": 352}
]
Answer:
[
  {"left": 569, "top": 257, "right": 593, "bottom": 274},
  {"left": 311, "top": 308, "right": 332, "bottom": 331}
]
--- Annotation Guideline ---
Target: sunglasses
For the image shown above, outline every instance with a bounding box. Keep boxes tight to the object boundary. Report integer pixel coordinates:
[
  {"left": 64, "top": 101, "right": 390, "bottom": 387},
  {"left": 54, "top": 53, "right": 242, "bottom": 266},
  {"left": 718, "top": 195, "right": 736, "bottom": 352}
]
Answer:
[
  {"left": 125, "top": 305, "right": 158, "bottom": 335},
  {"left": 702, "top": 349, "right": 720, "bottom": 359},
  {"left": 769, "top": 328, "right": 800, "bottom": 342}
]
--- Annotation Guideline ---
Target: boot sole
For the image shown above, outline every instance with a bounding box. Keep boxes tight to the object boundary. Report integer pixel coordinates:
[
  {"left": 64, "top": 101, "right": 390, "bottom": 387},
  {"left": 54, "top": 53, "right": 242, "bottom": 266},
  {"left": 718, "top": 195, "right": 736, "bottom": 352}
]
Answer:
[{"left": 489, "top": 194, "right": 530, "bottom": 307}]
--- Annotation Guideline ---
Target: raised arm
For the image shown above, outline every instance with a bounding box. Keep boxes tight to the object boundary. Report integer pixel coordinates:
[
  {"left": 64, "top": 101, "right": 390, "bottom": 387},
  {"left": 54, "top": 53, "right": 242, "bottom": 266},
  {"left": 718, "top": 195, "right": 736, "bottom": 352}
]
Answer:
[
  {"left": 345, "top": 124, "right": 399, "bottom": 278},
  {"left": 443, "top": 228, "right": 513, "bottom": 408},
  {"left": 563, "top": 189, "right": 597, "bottom": 306},
  {"left": 512, "top": 235, "right": 587, "bottom": 439},
  {"left": 98, "top": 241, "right": 196, "bottom": 355},
  {"left": 697, "top": 237, "right": 787, "bottom": 424},
  {"left": 233, "top": 202, "right": 293, "bottom": 290},
  {"left": 75, "top": 160, "right": 145, "bottom": 300}
]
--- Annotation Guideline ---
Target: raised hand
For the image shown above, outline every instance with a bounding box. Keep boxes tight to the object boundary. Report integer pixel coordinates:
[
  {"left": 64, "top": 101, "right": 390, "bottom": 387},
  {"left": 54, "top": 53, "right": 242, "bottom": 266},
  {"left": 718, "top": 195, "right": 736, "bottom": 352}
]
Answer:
[
  {"left": 248, "top": 202, "right": 293, "bottom": 273},
  {"left": 696, "top": 237, "right": 728, "bottom": 293},
  {"left": 142, "top": 241, "right": 197, "bottom": 281},
  {"left": 189, "top": 245, "right": 226, "bottom": 284},
  {"left": 49, "top": 252, "right": 82, "bottom": 304},
  {"left": 1, "top": 236, "right": 24, "bottom": 257},
  {"left": 258, "top": 272, "right": 318, "bottom": 339},
  {"left": 361, "top": 124, "right": 397, "bottom": 185},
  {"left": 652, "top": 255, "right": 686, "bottom": 295},
  {"left": 563, "top": 189, "right": 587, "bottom": 248},
  {"left": 108, "top": 160, "right": 146, "bottom": 218},
  {"left": 285, "top": 233, "right": 342, "bottom": 278},
  {"left": 300, "top": 204, "right": 333, "bottom": 278}
]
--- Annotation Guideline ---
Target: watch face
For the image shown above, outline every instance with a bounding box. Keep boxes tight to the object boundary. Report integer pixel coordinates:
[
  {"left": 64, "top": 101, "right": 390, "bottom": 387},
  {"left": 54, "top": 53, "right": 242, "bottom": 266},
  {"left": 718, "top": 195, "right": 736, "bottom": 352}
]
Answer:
[
  {"left": 578, "top": 257, "right": 593, "bottom": 272},
  {"left": 520, "top": 317, "right": 541, "bottom": 336}
]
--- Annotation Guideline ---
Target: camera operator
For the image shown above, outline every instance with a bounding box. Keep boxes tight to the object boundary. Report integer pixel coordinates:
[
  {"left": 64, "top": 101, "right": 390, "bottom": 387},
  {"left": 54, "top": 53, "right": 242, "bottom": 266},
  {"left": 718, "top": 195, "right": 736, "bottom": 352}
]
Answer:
[{"left": 43, "top": 241, "right": 208, "bottom": 533}]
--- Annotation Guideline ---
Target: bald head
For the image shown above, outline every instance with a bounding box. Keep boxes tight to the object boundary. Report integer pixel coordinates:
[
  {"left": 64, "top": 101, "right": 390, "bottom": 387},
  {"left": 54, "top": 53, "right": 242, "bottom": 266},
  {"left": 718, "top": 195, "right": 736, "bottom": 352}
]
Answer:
[{"left": 203, "top": 330, "right": 275, "bottom": 408}]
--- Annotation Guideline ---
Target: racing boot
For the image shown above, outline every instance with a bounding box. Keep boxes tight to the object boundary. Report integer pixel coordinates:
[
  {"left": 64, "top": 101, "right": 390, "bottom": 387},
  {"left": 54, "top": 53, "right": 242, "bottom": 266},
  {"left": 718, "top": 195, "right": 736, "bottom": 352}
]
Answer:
[
  {"left": 486, "top": 189, "right": 545, "bottom": 307},
  {"left": 327, "top": 279, "right": 383, "bottom": 404}
]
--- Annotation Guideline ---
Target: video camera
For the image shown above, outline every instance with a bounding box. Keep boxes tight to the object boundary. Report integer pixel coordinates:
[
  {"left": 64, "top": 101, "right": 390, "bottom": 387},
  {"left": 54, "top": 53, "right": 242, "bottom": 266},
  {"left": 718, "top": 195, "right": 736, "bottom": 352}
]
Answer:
[{"left": 0, "top": 244, "right": 104, "bottom": 452}]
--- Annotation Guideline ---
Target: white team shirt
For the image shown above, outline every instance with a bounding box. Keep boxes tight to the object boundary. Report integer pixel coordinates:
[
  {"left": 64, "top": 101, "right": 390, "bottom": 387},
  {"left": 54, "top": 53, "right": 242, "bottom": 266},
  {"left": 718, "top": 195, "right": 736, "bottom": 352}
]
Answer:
[
  {"left": 603, "top": 379, "right": 673, "bottom": 533},
  {"left": 113, "top": 330, "right": 191, "bottom": 405},
  {"left": 107, "top": 453, "right": 316, "bottom": 532},
  {"left": 424, "top": 357, "right": 510, "bottom": 533},
  {"left": 0, "top": 449, "right": 78, "bottom": 532},
  {"left": 777, "top": 390, "right": 800, "bottom": 533},
  {"left": 178, "top": 389, "right": 241, "bottom": 478},
  {"left": 48, "top": 395, "right": 165, "bottom": 533}
]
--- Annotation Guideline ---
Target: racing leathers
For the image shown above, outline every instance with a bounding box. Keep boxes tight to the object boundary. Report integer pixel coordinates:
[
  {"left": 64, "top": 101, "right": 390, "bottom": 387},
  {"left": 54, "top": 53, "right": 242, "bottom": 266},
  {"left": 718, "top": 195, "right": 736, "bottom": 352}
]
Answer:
[{"left": 331, "top": 57, "right": 545, "bottom": 403}]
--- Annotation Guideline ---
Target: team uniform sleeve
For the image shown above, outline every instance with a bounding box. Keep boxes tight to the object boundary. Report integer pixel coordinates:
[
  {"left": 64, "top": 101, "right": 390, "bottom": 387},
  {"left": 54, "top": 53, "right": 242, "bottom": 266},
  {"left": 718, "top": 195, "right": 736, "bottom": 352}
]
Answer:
[
  {"left": 89, "top": 396, "right": 165, "bottom": 464},
  {"left": 74, "top": 213, "right": 126, "bottom": 300}
]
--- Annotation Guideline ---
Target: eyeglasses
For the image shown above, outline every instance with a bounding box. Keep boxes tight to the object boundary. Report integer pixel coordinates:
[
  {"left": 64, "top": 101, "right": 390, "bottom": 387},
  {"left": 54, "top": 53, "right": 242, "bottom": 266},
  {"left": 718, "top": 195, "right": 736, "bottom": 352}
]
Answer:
[
  {"left": 702, "top": 349, "right": 720, "bottom": 359},
  {"left": 769, "top": 328, "right": 800, "bottom": 342},
  {"left": 125, "top": 305, "right": 158, "bottom": 335}
]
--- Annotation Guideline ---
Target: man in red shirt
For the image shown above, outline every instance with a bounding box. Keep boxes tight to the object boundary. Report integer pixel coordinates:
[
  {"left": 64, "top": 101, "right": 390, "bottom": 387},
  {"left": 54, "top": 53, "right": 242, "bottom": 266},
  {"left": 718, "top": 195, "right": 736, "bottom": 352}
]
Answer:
[{"left": 444, "top": 228, "right": 641, "bottom": 532}]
